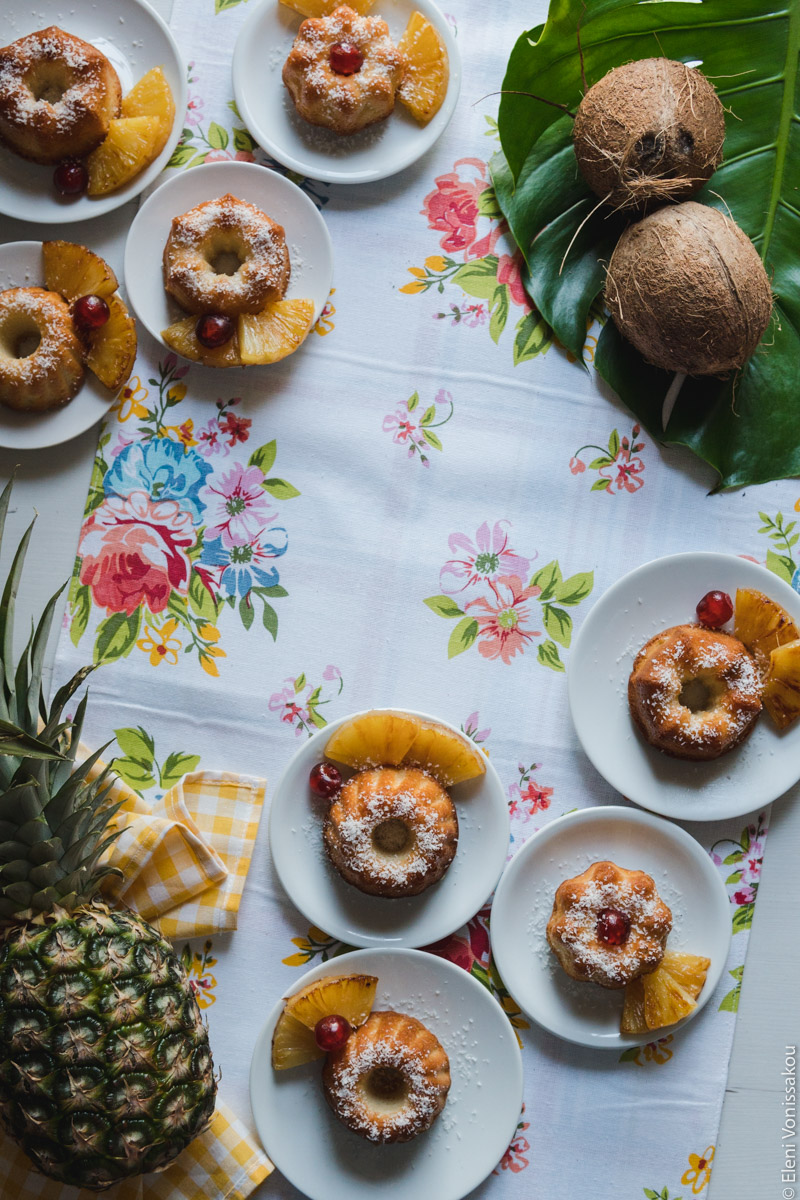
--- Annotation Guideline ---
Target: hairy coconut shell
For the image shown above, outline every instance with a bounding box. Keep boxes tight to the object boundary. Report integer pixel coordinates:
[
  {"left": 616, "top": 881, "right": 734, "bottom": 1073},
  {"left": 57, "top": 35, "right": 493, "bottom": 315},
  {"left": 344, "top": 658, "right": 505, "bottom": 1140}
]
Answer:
[
  {"left": 605, "top": 201, "right": 773, "bottom": 376},
  {"left": 573, "top": 58, "right": 725, "bottom": 209}
]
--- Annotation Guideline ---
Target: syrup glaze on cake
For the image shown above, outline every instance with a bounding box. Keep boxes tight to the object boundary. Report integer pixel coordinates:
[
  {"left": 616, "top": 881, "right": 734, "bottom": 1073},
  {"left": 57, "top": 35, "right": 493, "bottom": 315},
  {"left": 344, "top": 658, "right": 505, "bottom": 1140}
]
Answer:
[
  {"left": 628, "top": 623, "right": 762, "bottom": 761},
  {"left": 282, "top": 6, "right": 405, "bottom": 135},
  {"left": 323, "top": 766, "right": 458, "bottom": 898},
  {"left": 163, "top": 194, "right": 290, "bottom": 317},
  {"left": 0, "top": 27, "right": 121, "bottom": 164},
  {"left": 322, "top": 1010, "right": 450, "bottom": 1142},
  {"left": 0, "top": 287, "right": 85, "bottom": 412},
  {"left": 546, "top": 861, "right": 672, "bottom": 989}
]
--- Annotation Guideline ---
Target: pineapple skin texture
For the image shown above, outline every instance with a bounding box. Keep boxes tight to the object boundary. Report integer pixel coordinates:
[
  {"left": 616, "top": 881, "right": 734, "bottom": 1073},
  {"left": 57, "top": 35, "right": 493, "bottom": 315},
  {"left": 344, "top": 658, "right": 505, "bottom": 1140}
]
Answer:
[{"left": 0, "top": 901, "right": 216, "bottom": 1191}]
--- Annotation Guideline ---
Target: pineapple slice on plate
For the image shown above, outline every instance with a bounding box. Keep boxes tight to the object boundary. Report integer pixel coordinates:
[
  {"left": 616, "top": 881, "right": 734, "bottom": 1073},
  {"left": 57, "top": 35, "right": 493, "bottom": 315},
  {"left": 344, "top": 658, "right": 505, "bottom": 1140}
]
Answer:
[
  {"left": 238, "top": 299, "right": 315, "bottom": 365},
  {"left": 397, "top": 12, "right": 449, "bottom": 125},
  {"left": 734, "top": 587, "right": 799, "bottom": 674},
  {"left": 620, "top": 951, "right": 710, "bottom": 1034},
  {"left": 280, "top": 0, "right": 374, "bottom": 15},
  {"left": 271, "top": 1009, "right": 323, "bottom": 1069},
  {"left": 763, "top": 638, "right": 800, "bottom": 729},
  {"left": 42, "top": 241, "right": 118, "bottom": 302},
  {"left": 87, "top": 115, "right": 163, "bottom": 196},
  {"left": 272, "top": 973, "right": 378, "bottom": 1068},
  {"left": 285, "top": 972, "right": 378, "bottom": 1030},
  {"left": 324, "top": 710, "right": 486, "bottom": 786},
  {"left": 162, "top": 316, "right": 243, "bottom": 368},
  {"left": 84, "top": 294, "right": 137, "bottom": 390},
  {"left": 121, "top": 66, "right": 175, "bottom": 158}
]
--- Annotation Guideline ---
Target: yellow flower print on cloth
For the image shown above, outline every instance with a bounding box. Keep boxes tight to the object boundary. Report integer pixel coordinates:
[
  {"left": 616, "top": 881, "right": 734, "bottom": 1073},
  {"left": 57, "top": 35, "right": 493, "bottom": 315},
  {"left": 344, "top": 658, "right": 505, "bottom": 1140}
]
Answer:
[
  {"left": 138, "top": 618, "right": 182, "bottom": 666},
  {"left": 682, "top": 1146, "right": 715, "bottom": 1194},
  {"left": 314, "top": 288, "right": 336, "bottom": 336},
  {"left": 114, "top": 374, "right": 149, "bottom": 422}
]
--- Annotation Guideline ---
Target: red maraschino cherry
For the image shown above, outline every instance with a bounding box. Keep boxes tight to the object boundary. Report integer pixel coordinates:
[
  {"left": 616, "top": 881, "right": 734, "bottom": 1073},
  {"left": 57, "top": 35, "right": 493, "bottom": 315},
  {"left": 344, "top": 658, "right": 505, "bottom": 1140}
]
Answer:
[
  {"left": 314, "top": 1014, "right": 351, "bottom": 1052},
  {"left": 196, "top": 314, "right": 235, "bottom": 349},
  {"left": 309, "top": 762, "right": 342, "bottom": 800},
  {"left": 72, "top": 294, "right": 110, "bottom": 332},
  {"left": 596, "top": 908, "right": 631, "bottom": 946},
  {"left": 329, "top": 42, "right": 364, "bottom": 75},
  {"left": 696, "top": 590, "right": 734, "bottom": 629},
  {"left": 53, "top": 159, "right": 88, "bottom": 197}
]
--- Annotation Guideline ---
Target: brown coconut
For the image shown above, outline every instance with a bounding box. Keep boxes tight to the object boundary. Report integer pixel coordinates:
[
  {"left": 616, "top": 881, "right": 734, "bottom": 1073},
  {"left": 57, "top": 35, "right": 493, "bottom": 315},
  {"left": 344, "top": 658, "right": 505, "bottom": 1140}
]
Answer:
[
  {"left": 573, "top": 58, "right": 725, "bottom": 209},
  {"left": 605, "top": 201, "right": 772, "bottom": 376}
]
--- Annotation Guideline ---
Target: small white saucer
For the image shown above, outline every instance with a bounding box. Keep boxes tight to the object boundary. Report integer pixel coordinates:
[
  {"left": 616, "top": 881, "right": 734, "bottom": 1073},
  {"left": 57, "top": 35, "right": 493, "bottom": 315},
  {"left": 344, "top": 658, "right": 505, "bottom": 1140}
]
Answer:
[
  {"left": 568, "top": 551, "right": 800, "bottom": 821},
  {"left": 0, "top": 0, "right": 186, "bottom": 223},
  {"left": 232, "top": 0, "right": 461, "bottom": 185},
  {"left": 489, "top": 806, "right": 732, "bottom": 1049},
  {"left": 124, "top": 160, "right": 333, "bottom": 357},
  {"left": 249, "top": 947, "right": 523, "bottom": 1200},
  {"left": 268, "top": 708, "right": 510, "bottom": 948},
  {"left": 0, "top": 242, "right": 117, "bottom": 451}
]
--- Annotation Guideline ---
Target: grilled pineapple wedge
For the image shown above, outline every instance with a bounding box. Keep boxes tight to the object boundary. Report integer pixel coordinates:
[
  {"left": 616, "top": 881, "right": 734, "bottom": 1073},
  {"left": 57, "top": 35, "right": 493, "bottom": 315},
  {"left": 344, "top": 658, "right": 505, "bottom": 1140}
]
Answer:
[
  {"left": 162, "top": 316, "right": 243, "bottom": 368},
  {"left": 84, "top": 293, "right": 137, "bottom": 390},
  {"left": 763, "top": 638, "right": 800, "bottom": 729},
  {"left": 42, "top": 241, "right": 119, "bottom": 301},
  {"left": 621, "top": 951, "right": 711, "bottom": 1034},
  {"left": 271, "top": 974, "right": 378, "bottom": 1069},
  {"left": 397, "top": 11, "right": 449, "bottom": 124},
  {"left": 734, "top": 588, "right": 799, "bottom": 674},
  {"left": 87, "top": 115, "right": 162, "bottom": 195},
  {"left": 120, "top": 66, "right": 175, "bottom": 157},
  {"left": 238, "top": 299, "right": 315, "bottom": 365},
  {"left": 324, "top": 711, "right": 486, "bottom": 786},
  {"left": 0, "top": 481, "right": 216, "bottom": 1189}
]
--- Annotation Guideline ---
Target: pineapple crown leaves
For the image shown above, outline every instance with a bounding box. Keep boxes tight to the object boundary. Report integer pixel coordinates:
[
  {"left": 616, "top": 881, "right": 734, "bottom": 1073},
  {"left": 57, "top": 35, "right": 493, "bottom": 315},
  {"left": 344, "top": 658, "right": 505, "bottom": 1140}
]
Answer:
[{"left": 0, "top": 479, "right": 124, "bottom": 924}]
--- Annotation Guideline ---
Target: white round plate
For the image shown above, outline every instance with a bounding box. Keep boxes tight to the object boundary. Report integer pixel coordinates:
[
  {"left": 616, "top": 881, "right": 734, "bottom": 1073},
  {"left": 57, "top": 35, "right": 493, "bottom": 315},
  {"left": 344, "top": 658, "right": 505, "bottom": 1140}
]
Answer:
[
  {"left": 490, "top": 806, "right": 732, "bottom": 1049},
  {"left": 250, "top": 947, "right": 523, "bottom": 1200},
  {"left": 269, "top": 708, "right": 510, "bottom": 948},
  {"left": 124, "top": 161, "right": 333, "bottom": 356},
  {"left": 0, "top": 242, "right": 117, "bottom": 450},
  {"left": 233, "top": 0, "right": 461, "bottom": 185},
  {"left": 0, "top": 0, "right": 186, "bottom": 223},
  {"left": 568, "top": 552, "right": 800, "bottom": 821}
]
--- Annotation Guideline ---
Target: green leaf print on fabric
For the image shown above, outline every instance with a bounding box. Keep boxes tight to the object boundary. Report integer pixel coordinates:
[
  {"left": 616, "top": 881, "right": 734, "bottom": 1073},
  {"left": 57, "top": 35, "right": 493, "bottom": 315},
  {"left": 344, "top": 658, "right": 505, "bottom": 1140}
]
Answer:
[
  {"left": 718, "top": 965, "right": 744, "bottom": 1013},
  {"left": 113, "top": 725, "right": 201, "bottom": 795},
  {"left": 758, "top": 511, "right": 799, "bottom": 586}
]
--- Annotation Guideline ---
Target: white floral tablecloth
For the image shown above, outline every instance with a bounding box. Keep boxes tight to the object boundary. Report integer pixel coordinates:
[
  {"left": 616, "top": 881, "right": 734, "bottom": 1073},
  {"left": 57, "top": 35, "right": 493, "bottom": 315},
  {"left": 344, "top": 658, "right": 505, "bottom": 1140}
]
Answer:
[{"left": 50, "top": 0, "right": 799, "bottom": 1196}]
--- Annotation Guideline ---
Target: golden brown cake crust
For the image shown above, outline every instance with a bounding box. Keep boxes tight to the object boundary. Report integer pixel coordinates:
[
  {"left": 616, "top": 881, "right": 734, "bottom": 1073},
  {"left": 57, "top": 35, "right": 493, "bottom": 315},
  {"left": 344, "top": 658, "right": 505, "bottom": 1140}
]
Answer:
[
  {"left": 546, "top": 860, "right": 672, "bottom": 989},
  {"left": 628, "top": 623, "right": 762, "bottom": 761},
  {"left": 322, "top": 1010, "right": 450, "bottom": 1142},
  {"left": 0, "top": 26, "right": 121, "bottom": 164},
  {"left": 0, "top": 287, "right": 84, "bottom": 412},
  {"left": 163, "top": 194, "right": 290, "bottom": 317},
  {"left": 323, "top": 766, "right": 458, "bottom": 898},
  {"left": 282, "top": 6, "right": 404, "bottom": 135}
]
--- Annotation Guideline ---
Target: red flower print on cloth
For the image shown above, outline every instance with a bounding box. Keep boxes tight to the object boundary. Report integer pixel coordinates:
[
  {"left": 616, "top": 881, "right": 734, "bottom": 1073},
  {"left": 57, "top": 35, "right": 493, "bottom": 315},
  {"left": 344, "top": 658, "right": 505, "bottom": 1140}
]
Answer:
[
  {"left": 600, "top": 445, "right": 645, "bottom": 494},
  {"left": 440, "top": 520, "right": 531, "bottom": 593},
  {"left": 466, "top": 575, "right": 542, "bottom": 664},
  {"left": 495, "top": 1107, "right": 531, "bottom": 1175},
  {"left": 78, "top": 492, "right": 194, "bottom": 616},
  {"left": 571, "top": 426, "right": 646, "bottom": 495},
  {"left": 422, "top": 157, "right": 492, "bottom": 258},
  {"left": 426, "top": 909, "right": 490, "bottom": 973},
  {"left": 496, "top": 253, "right": 533, "bottom": 311}
]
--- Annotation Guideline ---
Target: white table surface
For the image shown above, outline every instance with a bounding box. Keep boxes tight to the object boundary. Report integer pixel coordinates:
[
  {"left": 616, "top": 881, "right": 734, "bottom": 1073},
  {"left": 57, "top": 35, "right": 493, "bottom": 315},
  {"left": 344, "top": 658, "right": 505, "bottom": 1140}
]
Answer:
[{"left": 0, "top": 3, "right": 797, "bottom": 1197}]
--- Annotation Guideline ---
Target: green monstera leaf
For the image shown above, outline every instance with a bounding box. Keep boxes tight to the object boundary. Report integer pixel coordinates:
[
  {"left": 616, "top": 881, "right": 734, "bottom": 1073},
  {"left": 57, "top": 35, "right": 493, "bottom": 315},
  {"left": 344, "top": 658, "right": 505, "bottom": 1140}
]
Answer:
[{"left": 492, "top": 0, "right": 800, "bottom": 489}]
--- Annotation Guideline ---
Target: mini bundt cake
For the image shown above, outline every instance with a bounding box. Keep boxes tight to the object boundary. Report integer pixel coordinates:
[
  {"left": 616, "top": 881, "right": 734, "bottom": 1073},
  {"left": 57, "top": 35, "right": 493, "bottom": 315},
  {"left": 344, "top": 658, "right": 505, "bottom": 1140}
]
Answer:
[
  {"left": 282, "top": 5, "right": 405, "bottom": 135},
  {"left": 163, "top": 194, "right": 290, "bottom": 317},
  {"left": 322, "top": 1010, "right": 450, "bottom": 1142},
  {"left": 0, "top": 26, "right": 121, "bottom": 164},
  {"left": 323, "top": 766, "right": 458, "bottom": 898},
  {"left": 0, "top": 287, "right": 85, "bottom": 412},
  {"left": 629, "top": 623, "right": 762, "bottom": 760},
  {"left": 547, "top": 860, "right": 672, "bottom": 989}
]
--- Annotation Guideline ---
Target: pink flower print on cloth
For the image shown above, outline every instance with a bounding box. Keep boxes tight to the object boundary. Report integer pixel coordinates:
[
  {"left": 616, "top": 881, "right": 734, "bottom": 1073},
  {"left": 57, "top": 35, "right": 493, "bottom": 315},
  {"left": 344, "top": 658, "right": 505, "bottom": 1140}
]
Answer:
[
  {"left": 201, "top": 462, "right": 275, "bottom": 548},
  {"left": 465, "top": 575, "right": 542, "bottom": 663},
  {"left": 79, "top": 492, "right": 194, "bottom": 617},
  {"left": 422, "top": 157, "right": 491, "bottom": 258},
  {"left": 440, "top": 521, "right": 531, "bottom": 594}
]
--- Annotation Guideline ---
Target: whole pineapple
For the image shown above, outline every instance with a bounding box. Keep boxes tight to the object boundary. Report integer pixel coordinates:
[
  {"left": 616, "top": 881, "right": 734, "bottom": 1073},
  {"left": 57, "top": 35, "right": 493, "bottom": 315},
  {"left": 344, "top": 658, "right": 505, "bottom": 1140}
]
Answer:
[{"left": 0, "top": 481, "right": 216, "bottom": 1190}]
